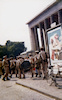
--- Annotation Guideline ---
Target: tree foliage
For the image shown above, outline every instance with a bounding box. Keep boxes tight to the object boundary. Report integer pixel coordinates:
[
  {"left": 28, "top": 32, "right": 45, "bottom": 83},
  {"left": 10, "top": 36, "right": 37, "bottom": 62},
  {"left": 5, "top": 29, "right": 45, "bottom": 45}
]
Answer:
[
  {"left": 0, "top": 40, "right": 27, "bottom": 58},
  {"left": 56, "top": 0, "right": 62, "bottom": 2}
]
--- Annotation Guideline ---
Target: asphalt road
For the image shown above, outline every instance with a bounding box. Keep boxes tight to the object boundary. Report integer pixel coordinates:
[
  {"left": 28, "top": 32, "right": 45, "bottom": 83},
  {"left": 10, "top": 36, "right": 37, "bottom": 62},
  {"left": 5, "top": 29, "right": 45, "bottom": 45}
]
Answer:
[{"left": 0, "top": 77, "right": 55, "bottom": 100}]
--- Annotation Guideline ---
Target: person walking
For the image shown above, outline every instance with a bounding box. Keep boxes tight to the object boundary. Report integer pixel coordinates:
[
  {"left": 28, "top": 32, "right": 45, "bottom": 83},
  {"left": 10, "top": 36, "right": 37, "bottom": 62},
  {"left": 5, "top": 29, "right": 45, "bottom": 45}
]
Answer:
[
  {"left": 39, "top": 48, "right": 48, "bottom": 79},
  {"left": 2, "top": 55, "right": 10, "bottom": 81},
  {"left": 34, "top": 51, "right": 41, "bottom": 77},
  {"left": 10, "top": 57, "right": 16, "bottom": 78},
  {"left": 0, "top": 58, "right": 3, "bottom": 78},
  {"left": 15, "top": 56, "right": 20, "bottom": 78},
  {"left": 29, "top": 53, "right": 35, "bottom": 78},
  {"left": 18, "top": 57, "right": 24, "bottom": 79}
]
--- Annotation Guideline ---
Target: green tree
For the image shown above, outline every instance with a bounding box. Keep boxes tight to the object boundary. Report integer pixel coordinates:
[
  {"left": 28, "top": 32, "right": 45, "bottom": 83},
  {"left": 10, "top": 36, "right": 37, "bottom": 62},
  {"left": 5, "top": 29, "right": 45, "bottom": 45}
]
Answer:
[
  {"left": 0, "top": 40, "right": 27, "bottom": 58},
  {"left": 56, "top": 0, "right": 62, "bottom": 2},
  {"left": 0, "top": 45, "right": 8, "bottom": 58}
]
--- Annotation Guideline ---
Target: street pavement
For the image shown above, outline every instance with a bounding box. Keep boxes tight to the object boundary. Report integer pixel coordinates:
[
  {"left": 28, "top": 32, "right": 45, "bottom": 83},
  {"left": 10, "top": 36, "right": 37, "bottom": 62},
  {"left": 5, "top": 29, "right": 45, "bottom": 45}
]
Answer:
[
  {"left": 0, "top": 75, "right": 55, "bottom": 100},
  {"left": 16, "top": 72, "right": 62, "bottom": 100},
  {"left": 0, "top": 73, "right": 62, "bottom": 100}
]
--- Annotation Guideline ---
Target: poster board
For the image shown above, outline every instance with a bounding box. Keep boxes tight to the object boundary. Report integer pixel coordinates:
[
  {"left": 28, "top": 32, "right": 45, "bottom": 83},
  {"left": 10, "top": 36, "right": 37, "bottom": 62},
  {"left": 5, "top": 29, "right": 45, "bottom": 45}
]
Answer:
[{"left": 47, "top": 26, "right": 62, "bottom": 67}]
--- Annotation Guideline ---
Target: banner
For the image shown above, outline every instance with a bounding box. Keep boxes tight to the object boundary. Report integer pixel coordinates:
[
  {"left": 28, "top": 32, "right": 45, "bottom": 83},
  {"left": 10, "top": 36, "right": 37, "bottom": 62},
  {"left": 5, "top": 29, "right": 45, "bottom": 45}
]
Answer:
[{"left": 47, "top": 26, "right": 62, "bottom": 67}]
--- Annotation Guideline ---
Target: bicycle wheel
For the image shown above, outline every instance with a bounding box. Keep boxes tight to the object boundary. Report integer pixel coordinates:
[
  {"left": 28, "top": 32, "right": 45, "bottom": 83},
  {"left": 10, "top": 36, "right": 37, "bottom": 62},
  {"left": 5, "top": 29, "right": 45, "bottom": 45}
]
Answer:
[{"left": 47, "top": 75, "right": 53, "bottom": 86}]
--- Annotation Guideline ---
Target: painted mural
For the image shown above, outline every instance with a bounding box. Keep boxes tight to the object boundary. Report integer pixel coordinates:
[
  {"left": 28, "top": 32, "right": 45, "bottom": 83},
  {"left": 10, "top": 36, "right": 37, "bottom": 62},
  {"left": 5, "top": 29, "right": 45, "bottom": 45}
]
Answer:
[{"left": 47, "top": 26, "right": 62, "bottom": 67}]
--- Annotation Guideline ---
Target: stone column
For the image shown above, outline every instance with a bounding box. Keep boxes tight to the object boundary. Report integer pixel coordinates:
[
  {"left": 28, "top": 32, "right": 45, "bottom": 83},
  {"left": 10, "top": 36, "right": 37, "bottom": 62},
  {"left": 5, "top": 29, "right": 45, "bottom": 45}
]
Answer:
[
  {"left": 44, "top": 20, "right": 47, "bottom": 31},
  {"left": 58, "top": 10, "right": 62, "bottom": 24},
  {"left": 39, "top": 23, "right": 43, "bottom": 48},
  {"left": 34, "top": 26, "right": 40, "bottom": 50},
  {"left": 58, "top": 11, "right": 61, "bottom": 24},
  {"left": 44, "top": 20, "right": 48, "bottom": 52},
  {"left": 50, "top": 15, "right": 53, "bottom": 24},
  {"left": 29, "top": 28, "right": 36, "bottom": 51}
]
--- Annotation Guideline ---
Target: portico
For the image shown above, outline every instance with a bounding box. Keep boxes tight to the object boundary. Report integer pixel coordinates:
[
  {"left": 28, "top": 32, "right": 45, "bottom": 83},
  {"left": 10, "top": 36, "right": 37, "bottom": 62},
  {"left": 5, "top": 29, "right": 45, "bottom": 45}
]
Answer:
[{"left": 27, "top": 1, "right": 62, "bottom": 53}]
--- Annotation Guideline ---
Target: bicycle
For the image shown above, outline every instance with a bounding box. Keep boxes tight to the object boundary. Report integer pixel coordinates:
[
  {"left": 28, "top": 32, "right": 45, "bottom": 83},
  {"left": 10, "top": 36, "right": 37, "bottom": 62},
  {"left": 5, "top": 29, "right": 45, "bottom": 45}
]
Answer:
[{"left": 46, "top": 65, "right": 62, "bottom": 88}]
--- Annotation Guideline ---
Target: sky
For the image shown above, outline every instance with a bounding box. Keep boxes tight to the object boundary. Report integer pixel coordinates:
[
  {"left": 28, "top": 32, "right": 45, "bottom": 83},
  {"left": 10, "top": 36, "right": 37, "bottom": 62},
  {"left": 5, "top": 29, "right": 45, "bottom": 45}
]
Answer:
[{"left": 0, "top": 0, "right": 55, "bottom": 51}]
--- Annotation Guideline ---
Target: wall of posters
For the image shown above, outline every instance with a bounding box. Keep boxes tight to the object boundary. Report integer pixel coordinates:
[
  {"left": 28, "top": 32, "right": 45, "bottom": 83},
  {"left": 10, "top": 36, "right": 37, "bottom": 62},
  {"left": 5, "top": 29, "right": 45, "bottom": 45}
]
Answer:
[{"left": 47, "top": 26, "right": 62, "bottom": 67}]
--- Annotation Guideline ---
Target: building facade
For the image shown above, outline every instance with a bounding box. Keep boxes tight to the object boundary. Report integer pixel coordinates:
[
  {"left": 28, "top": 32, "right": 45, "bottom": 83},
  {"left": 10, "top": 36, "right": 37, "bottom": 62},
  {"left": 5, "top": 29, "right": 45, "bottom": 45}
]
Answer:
[{"left": 27, "top": 0, "right": 62, "bottom": 53}]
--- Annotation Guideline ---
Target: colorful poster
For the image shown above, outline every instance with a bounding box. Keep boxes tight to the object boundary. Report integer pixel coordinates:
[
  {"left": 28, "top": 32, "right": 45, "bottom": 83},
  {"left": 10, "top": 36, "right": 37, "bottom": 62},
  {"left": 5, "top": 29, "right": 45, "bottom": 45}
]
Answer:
[{"left": 47, "top": 26, "right": 62, "bottom": 67}]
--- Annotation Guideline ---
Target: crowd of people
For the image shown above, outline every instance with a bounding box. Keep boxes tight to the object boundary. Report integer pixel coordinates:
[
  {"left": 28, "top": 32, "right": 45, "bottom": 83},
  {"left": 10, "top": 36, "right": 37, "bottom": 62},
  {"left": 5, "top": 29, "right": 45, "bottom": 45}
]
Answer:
[{"left": 0, "top": 47, "right": 49, "bottom": 81}]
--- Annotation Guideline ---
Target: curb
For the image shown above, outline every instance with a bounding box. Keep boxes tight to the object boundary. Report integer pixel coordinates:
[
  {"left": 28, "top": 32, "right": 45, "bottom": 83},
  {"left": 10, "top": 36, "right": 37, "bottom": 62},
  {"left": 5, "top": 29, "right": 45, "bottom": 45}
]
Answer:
[{"left": 16, "top": 82, "right": 62, "bottom": 100}]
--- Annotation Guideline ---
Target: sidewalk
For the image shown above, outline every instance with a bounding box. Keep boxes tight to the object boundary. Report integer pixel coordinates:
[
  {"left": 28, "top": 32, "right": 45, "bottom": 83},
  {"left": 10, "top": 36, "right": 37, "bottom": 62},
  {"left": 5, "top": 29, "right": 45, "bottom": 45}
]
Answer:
[{"left": 16, "top": 73, "right": 62, "bottom": 100}]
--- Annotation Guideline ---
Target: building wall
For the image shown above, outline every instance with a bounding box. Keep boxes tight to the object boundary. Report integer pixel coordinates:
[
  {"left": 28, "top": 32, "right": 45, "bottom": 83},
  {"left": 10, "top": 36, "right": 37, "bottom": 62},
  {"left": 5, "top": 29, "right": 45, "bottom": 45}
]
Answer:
[{"left": 27, "top": 1, "right": 62, "bottom": 52}]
